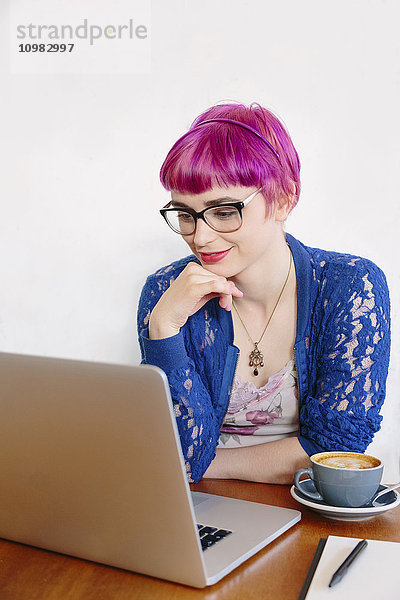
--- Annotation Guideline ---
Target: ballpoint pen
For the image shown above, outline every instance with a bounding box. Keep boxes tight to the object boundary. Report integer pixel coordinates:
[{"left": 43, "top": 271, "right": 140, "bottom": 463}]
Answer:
[{"left": 329, "top": 539, "right": 368, "bottom": 587}]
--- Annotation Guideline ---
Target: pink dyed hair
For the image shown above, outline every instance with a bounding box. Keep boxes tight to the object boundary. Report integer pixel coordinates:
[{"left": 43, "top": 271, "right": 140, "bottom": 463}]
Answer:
[{"left": 160, "top": 103, "right": 301, "bottom": 213}]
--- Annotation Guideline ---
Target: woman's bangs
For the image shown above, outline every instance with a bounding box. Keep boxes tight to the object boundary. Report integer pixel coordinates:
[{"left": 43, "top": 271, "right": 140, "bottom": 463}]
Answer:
[{"left": 160, "top": 129, "right": 268, "bottom": 194}]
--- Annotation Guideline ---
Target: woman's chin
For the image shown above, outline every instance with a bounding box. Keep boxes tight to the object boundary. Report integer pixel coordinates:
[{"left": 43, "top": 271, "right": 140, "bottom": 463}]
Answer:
[{"left": 203, "top": 263, "right": 238, "bottom": 279}]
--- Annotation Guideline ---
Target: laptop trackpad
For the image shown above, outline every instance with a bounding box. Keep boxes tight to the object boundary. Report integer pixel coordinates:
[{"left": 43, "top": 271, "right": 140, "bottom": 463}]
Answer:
[{"left": 191, "top": 491, "right": 211, "bottom": 507}]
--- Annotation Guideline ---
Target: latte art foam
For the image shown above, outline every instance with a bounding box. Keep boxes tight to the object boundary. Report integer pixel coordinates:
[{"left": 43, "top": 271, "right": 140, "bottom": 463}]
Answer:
[{"left": 313, "top": 452, "right": 380, "bottom": 470}]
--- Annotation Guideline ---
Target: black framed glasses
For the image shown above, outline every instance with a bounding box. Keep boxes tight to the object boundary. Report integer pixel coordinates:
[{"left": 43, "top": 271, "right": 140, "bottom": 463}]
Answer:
[{"left": 160, "top": 188, "right": 262, "bottom": 235}]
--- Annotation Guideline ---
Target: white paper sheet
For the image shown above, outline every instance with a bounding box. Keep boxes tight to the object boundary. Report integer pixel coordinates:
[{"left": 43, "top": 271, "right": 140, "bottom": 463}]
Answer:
[{"left": 304, "top": 535, "right": 400, "bottom": 599}]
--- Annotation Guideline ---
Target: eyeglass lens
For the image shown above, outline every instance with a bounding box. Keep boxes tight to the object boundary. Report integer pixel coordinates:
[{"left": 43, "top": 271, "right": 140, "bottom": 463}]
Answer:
[{"left": 166, "top": 206, "right": 242, "bottom": 234}]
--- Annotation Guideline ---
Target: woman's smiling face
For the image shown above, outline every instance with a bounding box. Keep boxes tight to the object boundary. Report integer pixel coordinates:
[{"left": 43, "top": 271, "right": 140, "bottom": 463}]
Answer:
[{"left": 170, "top": 185, "right": 291, "bottom": 280}]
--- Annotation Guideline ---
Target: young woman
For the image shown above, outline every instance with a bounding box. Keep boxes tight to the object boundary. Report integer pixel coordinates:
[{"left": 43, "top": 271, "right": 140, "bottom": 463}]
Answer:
[{"left": 137, "top": 103, "right": 391, "bottom": 484}]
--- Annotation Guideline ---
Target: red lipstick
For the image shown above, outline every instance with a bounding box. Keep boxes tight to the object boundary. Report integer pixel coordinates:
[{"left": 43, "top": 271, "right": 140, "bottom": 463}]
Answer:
[{"left": 199, "top": 248, "right": 232, "bottom": 264}]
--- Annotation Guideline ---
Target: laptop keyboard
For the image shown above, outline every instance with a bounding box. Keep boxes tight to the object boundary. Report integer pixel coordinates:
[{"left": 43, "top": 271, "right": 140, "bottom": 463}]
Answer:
[{"left": 197, "top": 524, "right": 232, "bottom": 551}]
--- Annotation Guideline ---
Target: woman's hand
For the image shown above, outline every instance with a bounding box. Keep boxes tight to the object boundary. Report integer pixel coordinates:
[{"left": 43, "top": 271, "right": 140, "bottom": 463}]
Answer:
[{"left": 148, "top": 262, "right": 243, "bottom": 339}]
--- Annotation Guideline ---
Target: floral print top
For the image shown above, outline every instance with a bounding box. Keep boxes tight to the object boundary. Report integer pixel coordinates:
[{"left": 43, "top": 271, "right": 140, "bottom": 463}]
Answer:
[{"left": 218, "top": 359, "right": 299, "bottom": 447}]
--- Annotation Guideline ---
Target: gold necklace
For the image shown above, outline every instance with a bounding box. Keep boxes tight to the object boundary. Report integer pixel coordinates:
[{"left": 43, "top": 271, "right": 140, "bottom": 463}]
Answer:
[{"left": 232, "top": 249, "right": 293, "bottom": 376}]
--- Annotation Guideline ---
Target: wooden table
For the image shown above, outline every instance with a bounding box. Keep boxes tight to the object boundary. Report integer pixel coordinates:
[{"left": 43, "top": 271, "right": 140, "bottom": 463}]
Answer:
[{"left": 1, "top": 479, "right": 399, "bottom": 599}]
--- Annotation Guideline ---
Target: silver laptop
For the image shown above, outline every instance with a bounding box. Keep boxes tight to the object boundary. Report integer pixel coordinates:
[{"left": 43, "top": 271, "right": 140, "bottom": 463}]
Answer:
[{"left": 0, "top": 352, "right": 300, "bottom": 588}]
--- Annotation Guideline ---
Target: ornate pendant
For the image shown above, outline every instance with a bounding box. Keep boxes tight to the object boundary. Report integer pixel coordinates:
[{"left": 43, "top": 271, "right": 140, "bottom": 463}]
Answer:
[{"left": 249, "top": 342, "right": 264, "bottom": 376}]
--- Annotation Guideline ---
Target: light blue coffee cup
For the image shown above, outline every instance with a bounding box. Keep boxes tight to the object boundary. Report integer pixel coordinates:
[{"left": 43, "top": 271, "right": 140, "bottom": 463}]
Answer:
[{"left": 294, "top": 451, "right": 383, "bottom": 508}]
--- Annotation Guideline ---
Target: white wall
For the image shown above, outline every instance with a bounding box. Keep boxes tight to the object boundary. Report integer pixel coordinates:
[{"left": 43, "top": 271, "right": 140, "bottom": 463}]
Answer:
[{"left": 1, "top": 0, "right": 399, "bottom": 481}]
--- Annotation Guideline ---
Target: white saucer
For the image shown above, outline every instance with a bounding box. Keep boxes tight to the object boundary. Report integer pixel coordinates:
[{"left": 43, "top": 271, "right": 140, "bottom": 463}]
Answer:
[{"left": 290, "top": 480, "right": 400, "bottom": 521}]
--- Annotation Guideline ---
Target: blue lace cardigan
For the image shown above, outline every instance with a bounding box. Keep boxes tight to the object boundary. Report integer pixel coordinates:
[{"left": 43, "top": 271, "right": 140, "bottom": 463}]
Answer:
[{"left": 137, "top": 233, "right": 391, "bottom": 483}]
